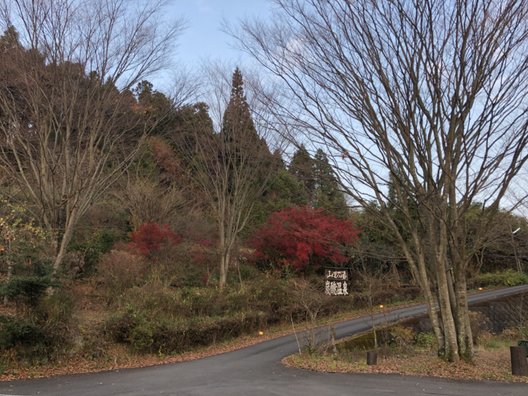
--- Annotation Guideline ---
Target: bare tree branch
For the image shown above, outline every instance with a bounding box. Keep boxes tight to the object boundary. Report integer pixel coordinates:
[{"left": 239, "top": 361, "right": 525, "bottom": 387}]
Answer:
[
  {"left": 233, "top": 0, "right": 528, "bottom": 361},
  {"left": 0, "top": 0, "right": 184, "bottom": 277}
]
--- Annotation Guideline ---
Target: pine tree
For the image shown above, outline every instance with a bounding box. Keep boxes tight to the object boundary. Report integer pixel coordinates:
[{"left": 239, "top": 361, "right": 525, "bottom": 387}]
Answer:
[
  {"left": 288, "top": 145, "right": 315, "bottom": 203},
  {"left": 220, "top": 68, "right": 273, "bottom": 192},
  {"left": 313, "top": 149, "right": 348, "bottom": 218},
  {"left": 182, "top": 67, "right": 275, "bottom": 289},
  {"left": 221, "top": 68, "right": 268, "bottom": 153},
  {"left": 288, "top": 147, "right": 348, "bottom": 217}
]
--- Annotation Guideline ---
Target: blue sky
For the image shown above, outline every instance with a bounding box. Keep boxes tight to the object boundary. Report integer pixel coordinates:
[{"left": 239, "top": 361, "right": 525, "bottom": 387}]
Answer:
[{"left": 167, "top": 0, "right": 273, "bottom": 68}]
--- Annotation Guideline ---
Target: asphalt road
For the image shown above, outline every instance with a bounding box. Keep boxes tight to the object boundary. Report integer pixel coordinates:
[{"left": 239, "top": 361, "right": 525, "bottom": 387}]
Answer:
[{"left": 1, "top": 285, "right": 528, "bottom": 396}]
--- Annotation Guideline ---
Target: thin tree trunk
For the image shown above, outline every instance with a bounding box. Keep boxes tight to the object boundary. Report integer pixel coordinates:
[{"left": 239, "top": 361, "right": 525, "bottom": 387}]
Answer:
[
  {"left": 219, "top": 249, "right": 231, "bottom": 291},
  {"left": 3, "top": 239, "right": 12, "bottom": 305},
  {"left": 218, "top": 201, "right": 227, "bottom": 290},
  {"left": 51, "top": 211, "right": 76, "bottom": 279},
  {"left": 219, "top": 254, "right": 227, "bottom": 290}
]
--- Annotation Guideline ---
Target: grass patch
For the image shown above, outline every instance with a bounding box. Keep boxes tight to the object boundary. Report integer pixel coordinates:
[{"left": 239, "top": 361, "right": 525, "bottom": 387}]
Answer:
[{"left": 473, "top": 269, "right": 528, "bottom": 288}]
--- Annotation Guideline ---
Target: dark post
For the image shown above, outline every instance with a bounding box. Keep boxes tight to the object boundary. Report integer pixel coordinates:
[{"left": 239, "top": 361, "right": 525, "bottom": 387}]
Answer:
[
  {"left": 510, "top": 346, "right": 528, "bottom": 376},
  {"left": 366, "top": 350, "right": 378, "bottom": 365}
]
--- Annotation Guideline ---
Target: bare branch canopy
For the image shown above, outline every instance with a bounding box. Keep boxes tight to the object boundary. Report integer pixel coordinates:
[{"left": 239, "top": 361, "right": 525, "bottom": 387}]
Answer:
[{"left": 233, "top": 0, "right": 528, "bottom": 361}]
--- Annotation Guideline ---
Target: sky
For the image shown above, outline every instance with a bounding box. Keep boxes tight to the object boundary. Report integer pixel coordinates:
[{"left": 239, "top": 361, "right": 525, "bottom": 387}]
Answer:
[{"left": 166, "top": 0, "right": 273, "bottom": 69}]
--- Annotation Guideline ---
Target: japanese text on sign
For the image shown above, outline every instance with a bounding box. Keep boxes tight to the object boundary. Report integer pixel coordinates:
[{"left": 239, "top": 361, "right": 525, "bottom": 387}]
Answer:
[{"left": 325, "top": 269, "right": 349, "bottom": 296}]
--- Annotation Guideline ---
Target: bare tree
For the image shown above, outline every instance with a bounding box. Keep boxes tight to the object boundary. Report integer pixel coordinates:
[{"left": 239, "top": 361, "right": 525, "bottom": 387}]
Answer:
[
  {"left": 234, "top": 0, "right": 528, "bottom": 361},
  {"left": 0, "top": 0, "right": 184, "bottom": 277},
  {"left": 172, "top": 66, "right": 283, "bottom": 289},
  {"left": 117, "top": 173, "right": 186, "bottom": 231}
]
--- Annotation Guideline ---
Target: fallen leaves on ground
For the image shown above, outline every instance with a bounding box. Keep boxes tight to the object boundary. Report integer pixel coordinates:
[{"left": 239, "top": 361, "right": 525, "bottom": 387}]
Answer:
[
  {"left": 283, "top": 347, "right": 528, "bottom": 383},
  {"left": 0, "top": 300, "right": 420, "bottom": 382}
]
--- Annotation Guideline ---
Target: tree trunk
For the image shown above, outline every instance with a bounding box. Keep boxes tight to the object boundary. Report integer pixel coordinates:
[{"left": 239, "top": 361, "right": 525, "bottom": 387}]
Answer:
[
  {"left": 3, "top": 239, "right": 12, "bottom": 305},
  {"left": 219, "top": 254, "right": 227, "bottom": 290},
  {"left": 454, "top": 267, "right": 474, "bottom": 360},
  {"left": 218, "top": 205, "right": 227, "bottom": 290},
  {"left": 433, "top": 216, "right": 459, "bottom": 362},
  {"left": 219, "top": 249, "right": 231, "bottom": 290},
  {"left": 435, "top": 250, "right": 459, "bottom": 362},
  {"left": 51, "top": 212, "right": 76, "bottom": 282},
  {"left": 409, "top": 230, "right": 444, "bottom": 352},
  {"left": 417, "top": 259, "right": 444, "bottom": 352}
]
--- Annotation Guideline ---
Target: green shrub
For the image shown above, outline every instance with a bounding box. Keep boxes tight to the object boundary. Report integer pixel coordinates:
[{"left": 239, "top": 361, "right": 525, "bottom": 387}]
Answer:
[
  {"left": 414, "top": 332, "right": 436, "bottom": 349},
  {"left": 105, "top": 281, "right": 277, "bottom": 354},
  {"left": 250, "top": 277, "right": 296, "bottom": 323},
  {"left": 338, "top": 332, "right": 376, "bottom": 351},
  {"left": 129, "top": 320, "right": 155, "bottom": 352},
  {"left": 0, "top": 316, "right": 44, "bottom": 350},
  {"left": 0, "top": 286, "right": 75, "bottom": 364},
  {"left": 179, "top": 287, "right": 228, "bottom": 317},
  {"left": 473, "top": 269, "right": 528, "bottom": 287},
  {"left": 0, "top": 315, "right": 65, "bottom": 364},
  {"left": 104, "top": 273, "right": 416, "bottom": 356},
  {"left": 69, "top": 230, "right": 120, "bottom": 277},
  {"left": 1, "top": 275, "right": 51, "bottom": 308},
  {"left": 105, "top": 306, "right": 144, "bottom": 343}
]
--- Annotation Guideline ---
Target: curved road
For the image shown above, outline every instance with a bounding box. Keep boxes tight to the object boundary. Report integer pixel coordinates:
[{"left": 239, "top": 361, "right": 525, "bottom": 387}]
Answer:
[{"left": 1, "top": 285, "right": 528, "bottom": 396}]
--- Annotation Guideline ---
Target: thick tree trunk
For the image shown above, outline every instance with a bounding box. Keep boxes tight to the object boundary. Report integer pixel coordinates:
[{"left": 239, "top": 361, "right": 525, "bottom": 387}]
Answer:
[
  {"left": 436, "top": 219, "right": 460, "bottom": 362},
  {"left": 454, "top": 268, "right": 474, "bottom": 360},
  {"left": 436, "top": 264, "right": 459, "bottom": 362},
  {"left": 417, "top": 256, "right": 444, "bottom": 352},
  {"left": 409, "top": 230, "right": 444, "bottom": 352}
]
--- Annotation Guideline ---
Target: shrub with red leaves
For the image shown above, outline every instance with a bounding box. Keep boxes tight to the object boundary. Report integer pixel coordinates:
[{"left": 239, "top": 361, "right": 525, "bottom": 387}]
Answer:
[
  {"left": 129, "top": 222, "right": 182, "bottom": 257},
  {"left": 250, "top": 206, "right": 360, "bottom": 271}
]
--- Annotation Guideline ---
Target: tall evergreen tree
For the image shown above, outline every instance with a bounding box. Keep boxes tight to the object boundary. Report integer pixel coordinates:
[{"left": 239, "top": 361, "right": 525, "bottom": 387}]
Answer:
[
  {"left": 288, "top": 147, "right": 348, "bottom": 217},
  {"left": 288, "top": 145, "right": 315, "bottom": 203},
  {"left": 220, "top": 68, "right": 274, "bottom": 196},
  {"left": 313, "top": 149, "right": 348, "bottom": 218},
  {"left": 221, "top": 68, "right": 269, "bottom": 155},
  {"left": 171, "top": 67, "right": 277, "bottom": 289}
]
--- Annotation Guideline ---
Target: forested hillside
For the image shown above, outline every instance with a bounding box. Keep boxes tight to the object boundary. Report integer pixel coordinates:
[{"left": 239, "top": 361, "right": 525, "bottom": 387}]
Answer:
[{"left": 1, "top": 0, "right": 528, "bottom": 375}]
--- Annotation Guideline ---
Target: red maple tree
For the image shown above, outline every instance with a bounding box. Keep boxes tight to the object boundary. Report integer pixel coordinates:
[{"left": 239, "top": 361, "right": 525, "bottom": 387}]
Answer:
[
  {"left": 129, "top": 222, "right": 182, "bottom": 257},
  {"left": 250, "top": 206, "right": 360, "bottom": 270}
]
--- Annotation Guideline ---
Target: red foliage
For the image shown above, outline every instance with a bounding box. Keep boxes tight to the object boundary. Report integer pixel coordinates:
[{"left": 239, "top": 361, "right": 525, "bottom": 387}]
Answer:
[
  {"left": 250, "top": 206, "right": 360, "bottom": 270},
  {"left": 129, "top": 222, "right": 182, "bottom": 257}
]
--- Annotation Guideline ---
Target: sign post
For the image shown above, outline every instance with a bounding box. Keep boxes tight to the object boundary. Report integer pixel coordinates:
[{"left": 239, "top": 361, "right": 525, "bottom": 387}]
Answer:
[{"left": 325, "top": 268, "right": 349, "bottom": 296}]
